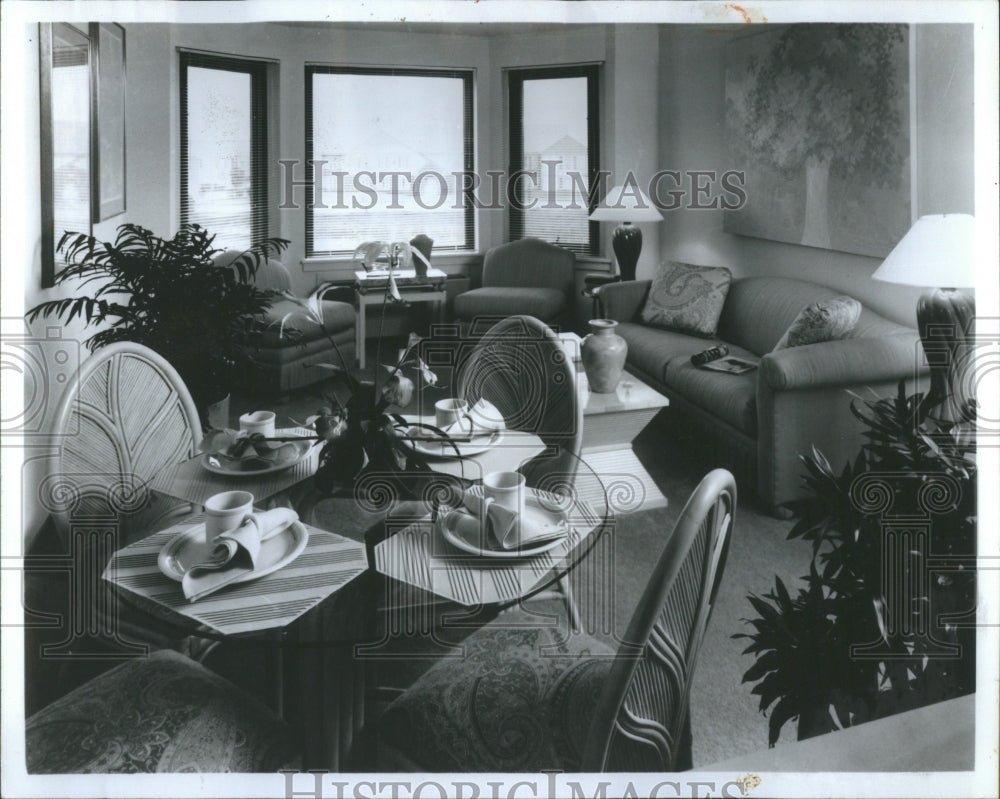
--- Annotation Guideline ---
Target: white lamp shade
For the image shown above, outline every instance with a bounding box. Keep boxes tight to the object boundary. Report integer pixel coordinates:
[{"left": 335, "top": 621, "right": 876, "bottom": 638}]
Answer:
[
  {"left": 872, "top": 214, "right": 975, "bottom": 289},
  {"left": 589, "top": 183, "right": 664, "bottom": 223}
]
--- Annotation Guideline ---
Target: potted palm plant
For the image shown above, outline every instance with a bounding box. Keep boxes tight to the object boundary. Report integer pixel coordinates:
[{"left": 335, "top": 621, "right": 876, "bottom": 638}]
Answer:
[
  {"left": 27, "top": 223, "right": 289, "bottom": 424},
  {"left": 735, "top": 384, "right": 977, "bottom": 746}
]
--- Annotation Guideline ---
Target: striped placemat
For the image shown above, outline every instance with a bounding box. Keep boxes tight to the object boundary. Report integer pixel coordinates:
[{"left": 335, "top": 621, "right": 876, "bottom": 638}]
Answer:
[
  {"left": 103, "top": 515, "right": 367, "bottom": 635},
  {"left": 150, "top": 427, "right": 320, "bottom": 506},
  {"left": 374, "top": 491, "right": 605, "bottom": 607}
]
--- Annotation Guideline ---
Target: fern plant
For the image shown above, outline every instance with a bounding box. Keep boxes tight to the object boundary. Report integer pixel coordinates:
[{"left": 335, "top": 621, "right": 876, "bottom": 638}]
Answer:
[
  {"left": 27, "top": 223, "right": 289, "bottom": 413},
  {"left": 735, "top": 383, "right": 977, "bottom": 746}
]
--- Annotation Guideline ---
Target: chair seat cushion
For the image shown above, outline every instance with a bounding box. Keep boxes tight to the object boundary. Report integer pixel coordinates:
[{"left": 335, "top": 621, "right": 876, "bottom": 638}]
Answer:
[
  {"left": 379, "top": 613, "right": 614, "bottom": 772},
  {"left": 453, "top": 287, "right": 567, "bottom": 322},
  {"left": 26, "top": 649, "right": 294, "bottom": 773},
  {"left": 251, "top": 299, "right": 355, "bottom": 347}
]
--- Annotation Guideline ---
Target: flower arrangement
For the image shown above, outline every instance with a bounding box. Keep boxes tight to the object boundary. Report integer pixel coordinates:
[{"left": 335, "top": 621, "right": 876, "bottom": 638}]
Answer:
[{"left": 274, "top": 242, "right": 450, "bottom": 494}]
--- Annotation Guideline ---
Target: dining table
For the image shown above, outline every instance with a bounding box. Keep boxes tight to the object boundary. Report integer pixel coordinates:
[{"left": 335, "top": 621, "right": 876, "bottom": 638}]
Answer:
[{"left": 102, "top": 420, "right": 613, "bottom": 770}]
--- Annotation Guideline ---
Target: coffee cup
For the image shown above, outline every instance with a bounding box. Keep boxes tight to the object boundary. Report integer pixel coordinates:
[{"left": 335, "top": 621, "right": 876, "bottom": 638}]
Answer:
[
  {"left": 204, "top": 490, "right": 254, "bottom": 539},
  {"left": 435, "top": 398, "right": 470, "bottom": 431},
  {"left": 239, "top": 410, "right": 275, "bottom": 438},
  {"left": 482, "top": 471, "right": 525, "bottom": 518}
]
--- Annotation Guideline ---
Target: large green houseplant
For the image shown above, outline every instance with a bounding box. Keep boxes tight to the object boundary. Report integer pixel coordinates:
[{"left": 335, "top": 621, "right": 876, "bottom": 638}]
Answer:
[
  {"left": 28, "top": 223, "right": 289, "bottom": 420},
  {"left": 735, "top": 384, "right": 977, "bottom": 745}
]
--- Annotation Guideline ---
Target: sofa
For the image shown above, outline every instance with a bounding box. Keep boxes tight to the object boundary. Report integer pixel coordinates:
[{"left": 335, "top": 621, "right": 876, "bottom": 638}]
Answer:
[{"left": 598, "top": 276, "right": 928, "bottom": 513}]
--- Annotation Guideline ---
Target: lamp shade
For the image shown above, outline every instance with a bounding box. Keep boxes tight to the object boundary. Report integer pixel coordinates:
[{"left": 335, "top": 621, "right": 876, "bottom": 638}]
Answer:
[
  {"left": 872, "top": 214, "right": 975, "bottom": 289},
  {"left": 589, "top": 183, "right": 664, "bottom": 223}
]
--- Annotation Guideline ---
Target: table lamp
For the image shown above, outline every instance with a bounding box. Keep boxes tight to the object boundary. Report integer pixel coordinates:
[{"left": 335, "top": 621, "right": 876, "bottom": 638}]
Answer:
[
  {"left": 871, "top": 213, "right": 976, "bottom": 421},
  {"left": 589, "top": 183, "right": 663, "bottom": 282}
]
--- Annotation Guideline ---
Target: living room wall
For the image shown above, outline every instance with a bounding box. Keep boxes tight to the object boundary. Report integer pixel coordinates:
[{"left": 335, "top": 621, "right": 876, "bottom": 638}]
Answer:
[{"left": 656, "top": 24, "right": 975, "bottom": 328}]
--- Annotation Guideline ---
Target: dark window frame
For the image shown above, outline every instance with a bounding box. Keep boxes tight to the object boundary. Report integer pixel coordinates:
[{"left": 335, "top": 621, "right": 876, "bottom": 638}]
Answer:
[
  {"left": 179, "top": 52, "right": 269, "bottom": 245},
  {"left": 508, "top": 64, "right": 600, "bottom": 255},
  {"left": 304, "top": 65, "right": 475, "bottom": 258}
]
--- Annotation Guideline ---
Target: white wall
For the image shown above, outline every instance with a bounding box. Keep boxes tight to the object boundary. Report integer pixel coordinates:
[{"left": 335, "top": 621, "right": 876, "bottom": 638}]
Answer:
[{"left": 657, "top": 24, "right": 975, "bottom": 327}]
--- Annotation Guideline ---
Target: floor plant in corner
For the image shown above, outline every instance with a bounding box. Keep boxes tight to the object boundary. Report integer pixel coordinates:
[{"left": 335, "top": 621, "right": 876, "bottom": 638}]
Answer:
[
  {"left": 735, "top": 383, "right": 977, "bottom": 745},
  {"left": 27, "top": 223, "right": 289, "bottom": 423}
]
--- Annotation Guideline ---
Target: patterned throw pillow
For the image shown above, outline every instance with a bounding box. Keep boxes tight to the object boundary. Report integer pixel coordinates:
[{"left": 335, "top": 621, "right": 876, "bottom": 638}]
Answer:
[
  {"left": 640, "top": 262, "right": 733, "bottom": 337},
  {"left": 772, "top": 295, "right": 862, "bottom": 351}
]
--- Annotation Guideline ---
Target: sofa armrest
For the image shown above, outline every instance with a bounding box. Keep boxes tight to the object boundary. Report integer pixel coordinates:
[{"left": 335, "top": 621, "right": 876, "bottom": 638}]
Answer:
[
  {"left": 759, "top": 334, "right": 927, "bottom": 391},
  {"left": 597, "top": 280, "right": 651, "bottom": 323}
]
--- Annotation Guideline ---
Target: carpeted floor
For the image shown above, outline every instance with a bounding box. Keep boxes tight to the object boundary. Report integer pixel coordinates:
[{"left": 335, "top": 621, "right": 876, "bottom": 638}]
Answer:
[{"left": 225, "top": 371, "right": 812, "bottom": 767}]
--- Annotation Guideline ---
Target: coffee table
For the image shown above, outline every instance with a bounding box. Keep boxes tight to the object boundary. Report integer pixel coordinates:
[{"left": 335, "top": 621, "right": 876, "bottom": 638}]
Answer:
[{"left": 559, "top": 333, "right": 669, "bottom": 512}]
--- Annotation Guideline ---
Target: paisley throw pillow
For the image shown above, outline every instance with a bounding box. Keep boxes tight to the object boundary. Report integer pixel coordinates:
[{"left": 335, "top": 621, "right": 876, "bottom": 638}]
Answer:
[
  {"left": 640, "top": 262, "right": 733, "bottom": 337},
  {"left": 772, "top": 295, "right": 862, "bottom": 351}
]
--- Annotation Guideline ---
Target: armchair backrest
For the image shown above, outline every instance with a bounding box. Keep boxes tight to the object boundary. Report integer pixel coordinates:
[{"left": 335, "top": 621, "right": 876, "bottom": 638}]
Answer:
[
  {"left": 213, "top": 249, "right": 291, "bottom": 292},
  {"left": 482, "top": 238, "right": 575, "bottom": 295},
  {"left": 581, "top": 468, "right": 736, "bottom": 771}
]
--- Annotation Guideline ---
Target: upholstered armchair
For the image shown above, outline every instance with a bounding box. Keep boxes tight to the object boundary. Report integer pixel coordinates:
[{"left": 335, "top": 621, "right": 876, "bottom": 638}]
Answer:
[
  {"left": 214, "top": 251, "right": 356, "bottom": 393},
  {"left": 453, "top": 238, "right": 575, "bottom": 333}
]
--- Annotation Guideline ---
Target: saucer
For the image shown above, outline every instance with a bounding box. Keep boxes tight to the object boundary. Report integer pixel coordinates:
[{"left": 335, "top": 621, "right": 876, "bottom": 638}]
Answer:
[
  {"left": 399, "top": 425, "right": 504, "bottom": 459},
  {"left": 435, "top": 486, "right": 570, "bottom": 558},
  {"left": 200, "top": 439, "right": 313, "bottom": 476},
  {"left": 157, "top": 521, "right": 308, "bottom": 583}
]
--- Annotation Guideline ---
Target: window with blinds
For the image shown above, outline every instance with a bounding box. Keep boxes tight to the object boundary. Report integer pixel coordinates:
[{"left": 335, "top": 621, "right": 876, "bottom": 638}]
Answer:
[
  {"left": 508, "top": 65, "right": 600, "bottom": 255},
  {"left": 180, "top": 53, "right": 268, "bottom": 250},
  {"left": 306, "top": 66, "right": 474, "bottom": 257}
]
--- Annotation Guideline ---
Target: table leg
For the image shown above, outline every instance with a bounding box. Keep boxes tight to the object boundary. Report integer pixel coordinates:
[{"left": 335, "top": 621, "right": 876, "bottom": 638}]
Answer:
[
  {"left": 357, "top": 297, "right": 366, "bottom": 368},
  {"left": 285, "top": 622, "right": 366, "bottom": 770}
]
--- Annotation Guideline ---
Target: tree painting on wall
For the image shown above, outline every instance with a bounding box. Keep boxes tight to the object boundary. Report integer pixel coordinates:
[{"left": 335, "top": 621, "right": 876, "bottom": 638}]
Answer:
[{"left": 724, "top": 24, "right": 911, "bottom": 258}]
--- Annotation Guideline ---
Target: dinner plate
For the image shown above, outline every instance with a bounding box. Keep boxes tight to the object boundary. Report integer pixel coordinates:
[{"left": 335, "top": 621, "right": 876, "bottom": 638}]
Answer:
[
  {"left": 200, "top": 439, "right": 313, "bottom": 476},
  {"left": 437, "top": 487, "right": 569, "bottom": 559},
  {"left": 398, "top": 425, "right": 504, "bottom": 459},
  {"left": 157, "top": 520, "right": 309, "bottom": 583}
]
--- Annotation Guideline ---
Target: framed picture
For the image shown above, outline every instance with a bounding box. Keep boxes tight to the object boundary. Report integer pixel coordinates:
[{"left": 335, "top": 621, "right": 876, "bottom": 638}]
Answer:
[
  {"left": 90, "top": 22, "right": 126, "bottom": 221},
  {"left": 724, "top": 25, "right": 911, "bottom": 258},
  {"left": 39, "top": 22, "right": 93, "bottom": 288}
]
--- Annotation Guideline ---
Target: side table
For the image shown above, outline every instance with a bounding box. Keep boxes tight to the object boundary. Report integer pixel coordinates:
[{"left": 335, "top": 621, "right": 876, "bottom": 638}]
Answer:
[{"left": 355, "top": 268, "right": 448, "bottom": 367}]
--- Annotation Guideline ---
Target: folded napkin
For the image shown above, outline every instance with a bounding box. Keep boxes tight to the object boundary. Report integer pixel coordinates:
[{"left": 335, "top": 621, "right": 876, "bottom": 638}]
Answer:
[
  {"left": 443, "top": 490, "right": 567, "bottom": 551},
  {"left": 439, "top": 497, "right": 521, "bottom": 551},
  {"left": 442, "top": 399, "right": 505, "bottom": 438},
  {"left": 182, "top": 507, "right": 298, "bottom": 602}
]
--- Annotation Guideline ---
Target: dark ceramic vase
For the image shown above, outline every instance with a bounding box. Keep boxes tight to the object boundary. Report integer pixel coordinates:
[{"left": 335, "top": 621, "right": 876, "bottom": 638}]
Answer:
[
  {"left": 581, "top": 319, "right": 627, "bottom": 393},
  {"left": 409, "top": 234, "right": 433, "bottom": 278}
]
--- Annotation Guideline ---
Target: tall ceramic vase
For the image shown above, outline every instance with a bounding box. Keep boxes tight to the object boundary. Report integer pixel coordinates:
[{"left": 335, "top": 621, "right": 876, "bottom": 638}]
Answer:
[{"left": 581, "top": 319, "right": 627, "bottom": 393}]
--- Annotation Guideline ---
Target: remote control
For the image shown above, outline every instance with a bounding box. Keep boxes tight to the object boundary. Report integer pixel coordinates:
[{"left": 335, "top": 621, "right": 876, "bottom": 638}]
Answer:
[{"left": 691, "top": 345, "right": 729, "bottom": 366}]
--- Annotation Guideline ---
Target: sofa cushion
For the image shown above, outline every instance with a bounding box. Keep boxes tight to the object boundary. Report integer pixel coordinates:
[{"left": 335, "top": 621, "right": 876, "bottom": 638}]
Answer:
[
  {"left": 663, "top": 350, "right": 760, "bottom": 436},
  {"left": 773, "top": 295, "right": 862, "bottom": 351},
  {"left": 453, "top": 287, "right": 566, "bottom": 321},
  {"left": 615, "top": 323, "right": 726, "bottom": 383},
  {"left": 640, "top": 262, "right": 732, "bottom": 337},
  {"left": 718, "top": 278, "right": 846, "bottom": 355}
]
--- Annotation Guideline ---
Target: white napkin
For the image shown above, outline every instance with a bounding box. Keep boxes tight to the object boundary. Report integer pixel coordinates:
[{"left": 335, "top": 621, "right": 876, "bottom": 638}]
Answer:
[
  {"left": 182, "top": 508, "right": 298, "bottom": 602},
  {"left": 440, "top": 496, "right": 521, "bottom": 550},
  {"left": 442, "top": 399, "right": 505, "bottom": 437},
  {"left": 442, "top": 490, "right": 566, "bottom": 551}
]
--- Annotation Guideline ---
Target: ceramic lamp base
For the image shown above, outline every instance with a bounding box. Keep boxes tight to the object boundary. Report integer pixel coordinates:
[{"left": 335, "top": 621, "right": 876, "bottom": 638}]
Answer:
[{"left": 612, "top": 224, "right": 643, "bottom": 282}]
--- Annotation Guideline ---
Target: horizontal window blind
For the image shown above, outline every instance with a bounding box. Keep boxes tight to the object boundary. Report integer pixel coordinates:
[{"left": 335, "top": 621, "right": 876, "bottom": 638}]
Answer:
[
  {"left": 306, "top": 66, "right": 474, "bottom": 257},
  {"left": 180, "top": 53, "right": 268, "bottom": 250},
  {"left": 509, "top": 65, "right": 600, "bottom": 255}
]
